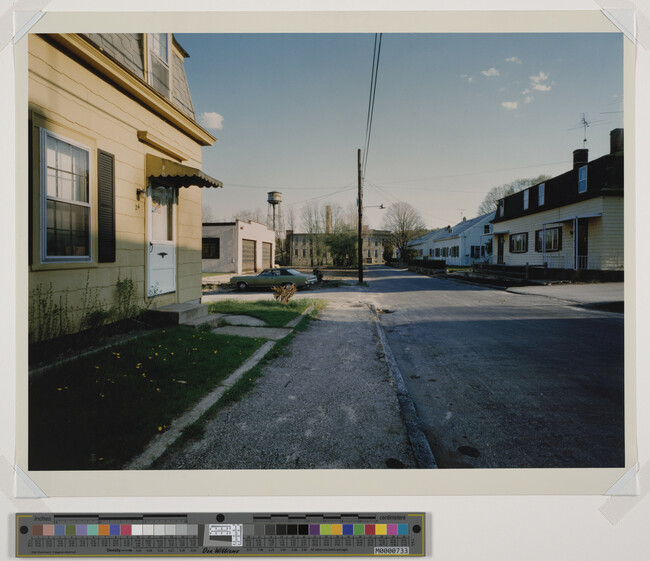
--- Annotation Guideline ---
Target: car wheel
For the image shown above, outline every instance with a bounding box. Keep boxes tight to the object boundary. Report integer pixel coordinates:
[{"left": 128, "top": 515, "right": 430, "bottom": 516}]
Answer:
[{"left": 237, "top": 281, "right": 248, "bottom": 291}]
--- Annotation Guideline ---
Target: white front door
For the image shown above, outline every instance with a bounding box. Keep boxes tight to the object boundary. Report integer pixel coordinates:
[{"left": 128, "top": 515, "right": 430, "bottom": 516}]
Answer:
[{"left": 147, "top": 184, "right": 176, "bottom": 296}]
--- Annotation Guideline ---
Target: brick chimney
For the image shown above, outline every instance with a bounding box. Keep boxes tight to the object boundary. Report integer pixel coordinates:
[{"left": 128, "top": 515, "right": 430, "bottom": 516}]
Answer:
[
  {"left": 610, "top": 128, "right": 624, "bottom": 154},
  {"left": 573, "top": 148, "right": 588, "bottom": 169}
]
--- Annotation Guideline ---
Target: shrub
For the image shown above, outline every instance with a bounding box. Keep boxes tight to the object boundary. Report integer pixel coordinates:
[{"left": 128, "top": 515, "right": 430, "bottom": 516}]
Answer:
[{"left": 271, "top": 284, "right": 297, "bottom": 304}]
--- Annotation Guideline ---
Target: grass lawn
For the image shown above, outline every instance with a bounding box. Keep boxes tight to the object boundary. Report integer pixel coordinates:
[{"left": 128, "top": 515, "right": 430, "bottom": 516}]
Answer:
[
  {"left": 29, "top": 327, "right": 265, "bottom": 470},
  {"left": 208, "top": 299, "right": 322, "bottom": 327}
]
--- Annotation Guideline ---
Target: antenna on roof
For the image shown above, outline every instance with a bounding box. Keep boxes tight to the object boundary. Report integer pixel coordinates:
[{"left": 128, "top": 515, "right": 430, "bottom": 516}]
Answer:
[{"left": 568, "top": 113, "right": 607, "bottom": 149}]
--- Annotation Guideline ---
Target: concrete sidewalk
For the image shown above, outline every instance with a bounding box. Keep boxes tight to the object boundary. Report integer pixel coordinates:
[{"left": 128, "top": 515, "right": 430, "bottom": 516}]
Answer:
[
  {"left": 157, "top": 300, "right": 417, "bottom": 470},
  {"left": 506, "top": 281, "right": 624, "bottom": 305}
]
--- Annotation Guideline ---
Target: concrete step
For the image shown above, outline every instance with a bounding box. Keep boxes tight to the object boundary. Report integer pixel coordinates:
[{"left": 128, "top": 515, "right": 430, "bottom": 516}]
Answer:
[
  {"left": 180, "top": 313, "right": 224, "bottom": 330},
  {"left": 146, "top": 302, "right": 209, "bottom": 326}
]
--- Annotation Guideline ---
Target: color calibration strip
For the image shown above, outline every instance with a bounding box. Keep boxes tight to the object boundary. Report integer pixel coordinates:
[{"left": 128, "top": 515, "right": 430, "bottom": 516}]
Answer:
[
  {"left": 30, "top": 523, "right": 198, "bottom": 537},
  {"left": 256, "top": 523, "right": 410, "bottom": 536},
  {"left": 17, "top": 513, "right": 425, "bottom": 557}
]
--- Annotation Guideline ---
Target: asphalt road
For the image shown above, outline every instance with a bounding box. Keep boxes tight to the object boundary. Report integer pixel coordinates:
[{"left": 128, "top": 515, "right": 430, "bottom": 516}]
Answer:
[{"left": 364, "top": 265, "right": 625, "bottom": 469}]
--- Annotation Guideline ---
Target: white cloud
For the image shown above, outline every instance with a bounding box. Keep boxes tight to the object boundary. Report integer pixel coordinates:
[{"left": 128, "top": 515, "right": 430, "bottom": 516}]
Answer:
[
  {"left": 481, "top": 67, "right": 500, "bottom": 77},
  {"left": 524, "top": 95, "right": 534, "bottom": 104},
  {"left": 199, "top": 111, "right": 224, "bottom": 130},
  {"left": 501, "top": 101, "right": 518, "bottom": 110},
  {"left": 529, "top": 71, "right": 552, "bottom": 92},
  {"left": 522, "top": 88, "right": 531, "bottom": 95},
  {"left": 460, "top": 74, "right": 474, "bottom": 83},
  {"left": 506, "top": 56, "right": 522, "bottom": 64}
]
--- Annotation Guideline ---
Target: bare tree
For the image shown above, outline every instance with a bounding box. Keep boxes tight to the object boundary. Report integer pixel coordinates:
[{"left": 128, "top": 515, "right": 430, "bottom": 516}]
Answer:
[
  {"left": 477, "top": 175, "right": 551, "bottom": 215},
  {"left": 233, "top": 207, "right": 265, "bottom": 223},
  {"left": 285, "top": 206, "right": 298, "bottom": 232},
  {"left": 382, "top": 202, "right": 427, "bottom": 261},
  {"left": 301, "top": 203, "right": 323, "bottom": 234}
]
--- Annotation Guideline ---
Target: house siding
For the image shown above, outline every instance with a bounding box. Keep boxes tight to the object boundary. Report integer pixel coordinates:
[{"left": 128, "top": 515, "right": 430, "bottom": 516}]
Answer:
[
  {"left": 29, "top": 34, "right": 206, "bottom": 336},
  {"left": 493, "top": 197, "right": 623, "bottom": 270}
]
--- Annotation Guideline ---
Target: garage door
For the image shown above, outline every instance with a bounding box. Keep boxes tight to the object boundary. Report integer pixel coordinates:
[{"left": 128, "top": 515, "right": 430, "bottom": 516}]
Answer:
[
  {"left": 242, "top": 239, "right": 256, "bottom": 272},
  {"left": 262, "top": 242, "right": 273, "bottom": 268}
]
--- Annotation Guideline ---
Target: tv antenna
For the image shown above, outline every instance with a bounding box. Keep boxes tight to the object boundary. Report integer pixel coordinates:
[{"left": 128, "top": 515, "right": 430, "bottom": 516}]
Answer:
[{"left": 569, "top": 113, "right": 607, "bottom": 148}]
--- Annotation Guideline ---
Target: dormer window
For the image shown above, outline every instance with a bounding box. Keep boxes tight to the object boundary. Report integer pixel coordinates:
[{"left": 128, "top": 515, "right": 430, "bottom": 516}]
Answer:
[
  {"left": 538, "top": 183, "right": 545, "bottom": 206},
  {"left": 499, "top": 199, "right": 504, "bottom": 216},
  {"left": 578, "top": 165, "right": 588, "bottom": 193},
  {"left": 148, "top": 33, "right": 170, "bottom": 99},
  {"left": 523, "top": 189, "right": 529, "bottom": 210}
]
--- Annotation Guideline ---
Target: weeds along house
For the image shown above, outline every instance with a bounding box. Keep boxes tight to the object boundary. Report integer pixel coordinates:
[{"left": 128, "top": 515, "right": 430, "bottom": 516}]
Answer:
[
  {"left": 28, "top": 33, "right": 221, "bottom": 340},
  {"left": 491, "top": 129, "right": 624, "bottom": 273}
]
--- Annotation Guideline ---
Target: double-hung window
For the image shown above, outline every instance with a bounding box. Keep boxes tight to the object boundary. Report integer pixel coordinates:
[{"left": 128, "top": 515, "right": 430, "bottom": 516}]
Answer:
[
  {"left": 148, "top": 33, "right": 170, "bottom": 98},
  {"left": 578, "top": 166, "right": 588, "bottom": 194},
  {"left": 41, "top": 129, "right": 91, "bottom": 262},
  {"left": 538, "top": 183, "right": 545, "bottom": 206},
  {"left": 523, "top": 189, "right": 529, "bottom": 210},
  {"left": 535, "top": 228, "right": 561, "bottom": 252},
  {"left": 509, "top": 232, "right": 528, "bottom": 253}
]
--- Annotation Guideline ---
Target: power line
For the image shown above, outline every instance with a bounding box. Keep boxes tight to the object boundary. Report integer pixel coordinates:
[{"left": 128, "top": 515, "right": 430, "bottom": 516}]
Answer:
[
  {"left": 366, "top": 181, "right": 452, "bottom": 225},
  {"left": 365, "top": 159, "right": 569, "bottom": 188},
  {"left": 284, "top": 184, "right": 356, "bottom": 207},
  {"left": 362, "top": 33, "right": 383, "bottom": 179},
  {"left": 223, "top": 182, "right": 354, "bottom": 191}
]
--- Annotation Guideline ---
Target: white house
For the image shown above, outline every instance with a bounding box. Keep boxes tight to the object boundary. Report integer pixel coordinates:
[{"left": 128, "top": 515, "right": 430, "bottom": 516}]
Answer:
[
  {"left": 491, "top": 129, "right": 623, "bottom": 272},
  {"left": 202, "top": 220, "right": 275, "bottom": 274},
  {"left": 410, "top": 213, "right": 495, "bottom": 266}
]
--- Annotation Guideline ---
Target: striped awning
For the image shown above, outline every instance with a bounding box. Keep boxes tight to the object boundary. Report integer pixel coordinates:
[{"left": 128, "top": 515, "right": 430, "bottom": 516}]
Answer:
[{"left": 146, "top": 154, "right": 223, "bottom": 189}]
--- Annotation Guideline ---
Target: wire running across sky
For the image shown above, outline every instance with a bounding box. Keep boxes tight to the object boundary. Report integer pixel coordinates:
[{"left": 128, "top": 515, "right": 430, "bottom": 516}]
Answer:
[{"left": 362, "top": 33, "right": 383, "bottom": 180}]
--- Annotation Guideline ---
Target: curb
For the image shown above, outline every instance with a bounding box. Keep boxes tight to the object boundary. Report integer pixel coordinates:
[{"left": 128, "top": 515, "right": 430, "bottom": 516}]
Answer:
[{"left": 368, "top": 304, "right": 438, "bottom": 469}]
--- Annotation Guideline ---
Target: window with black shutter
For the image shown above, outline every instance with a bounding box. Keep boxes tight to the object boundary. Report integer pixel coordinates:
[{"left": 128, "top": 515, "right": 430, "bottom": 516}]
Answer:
[{"left": 97, "top": 150, "right": 116, "bottom": 263}]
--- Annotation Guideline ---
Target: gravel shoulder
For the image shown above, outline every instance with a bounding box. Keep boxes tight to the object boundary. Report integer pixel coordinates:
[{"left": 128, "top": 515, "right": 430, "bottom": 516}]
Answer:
[{"left": 158, "top": 300, "right": 416, "bottom": 470}]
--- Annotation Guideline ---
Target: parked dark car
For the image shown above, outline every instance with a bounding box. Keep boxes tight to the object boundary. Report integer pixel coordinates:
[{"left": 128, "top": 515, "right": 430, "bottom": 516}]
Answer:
[{"left": 231, "top": 268, "right": 318, "bottom": 291}]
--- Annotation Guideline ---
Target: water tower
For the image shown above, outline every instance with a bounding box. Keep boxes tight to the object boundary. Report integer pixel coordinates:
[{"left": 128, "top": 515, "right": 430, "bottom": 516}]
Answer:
[{"left": 267, "top": 191, "right": 282, "bottom": 235}]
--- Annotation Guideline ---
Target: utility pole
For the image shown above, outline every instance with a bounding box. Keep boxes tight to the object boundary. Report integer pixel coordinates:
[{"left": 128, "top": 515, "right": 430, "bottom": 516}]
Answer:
[{"left": 357, "top": 148, "right": 363, "bottom": 283}]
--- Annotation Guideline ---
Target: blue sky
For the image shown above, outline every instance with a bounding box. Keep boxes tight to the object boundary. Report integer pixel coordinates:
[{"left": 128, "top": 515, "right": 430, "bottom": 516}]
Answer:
[{"left": 177, "top": 32, "right": 623, "bottom": 229}]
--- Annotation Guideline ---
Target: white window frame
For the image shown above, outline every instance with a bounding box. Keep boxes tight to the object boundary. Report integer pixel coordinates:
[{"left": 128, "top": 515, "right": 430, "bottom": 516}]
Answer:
[
  {"left": 523, "top": 189, "right": 529, "bottom": 210},
  {"left": 147, "top": 33, "right": 171, "bottom": 99},
  {"left": 40, "top": 128, "right": 93, "bottom": 264},
  {"left": 578, "top": 166, "right": 588, "bottom": 194},
  {"left": 538, "top": 183, "right": 545, "bottom": 206}
]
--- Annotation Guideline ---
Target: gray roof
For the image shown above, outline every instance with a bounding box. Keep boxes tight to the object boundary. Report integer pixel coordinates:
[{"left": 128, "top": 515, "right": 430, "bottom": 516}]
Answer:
[
  {"left": 408, "top": 212, "right": 495, "bottom": 246},
  {"left": 438, "top": 211, "right": 495, "bottom": 240},
  {"left": 83, "top": 33, "right": 196, "bottom": 120},
  {"left": 85, "top": 34, "right": 145, "bottom": 79}
]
